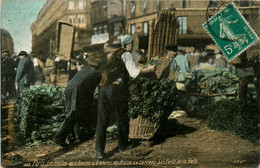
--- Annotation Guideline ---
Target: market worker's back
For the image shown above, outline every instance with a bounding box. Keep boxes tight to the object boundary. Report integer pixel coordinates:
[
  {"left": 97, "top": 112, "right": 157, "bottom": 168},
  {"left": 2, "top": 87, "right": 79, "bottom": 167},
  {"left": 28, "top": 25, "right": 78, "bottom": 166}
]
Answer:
[{"left": 65, "top": 67, "right": 101, "bottom": 92}]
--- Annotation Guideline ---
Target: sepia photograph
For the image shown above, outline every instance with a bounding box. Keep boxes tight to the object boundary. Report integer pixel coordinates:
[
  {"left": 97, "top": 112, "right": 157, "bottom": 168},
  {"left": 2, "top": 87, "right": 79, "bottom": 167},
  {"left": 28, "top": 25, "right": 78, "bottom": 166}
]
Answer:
[{"left": 1, "top": 0, "right": 260, "bottom": 167}]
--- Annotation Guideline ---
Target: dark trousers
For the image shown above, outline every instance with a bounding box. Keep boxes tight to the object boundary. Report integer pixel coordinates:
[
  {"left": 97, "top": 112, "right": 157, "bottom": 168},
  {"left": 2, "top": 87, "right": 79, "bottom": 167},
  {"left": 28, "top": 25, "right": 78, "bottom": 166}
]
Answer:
[
  {"left": 95, "top": 84, "right": 129, "bottom": 153},
  {"left": 54, "top": 110, "right": 78, "bottom": 141},
  {"left": 18, "top": 83, "right": 30, "bottom": 97},
  {"left": 54, "top": 87, "right": 95, "bottom": 142},
  {"left": 2, "top": 76, "right": 16, "bottom": 98}
]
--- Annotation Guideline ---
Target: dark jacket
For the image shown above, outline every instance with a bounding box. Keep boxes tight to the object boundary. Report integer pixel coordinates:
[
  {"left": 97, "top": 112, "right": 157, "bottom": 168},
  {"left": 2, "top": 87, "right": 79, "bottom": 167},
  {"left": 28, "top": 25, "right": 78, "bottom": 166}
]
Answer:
[
  {"left": 15, "top": 57, "right": 36, "bottom": 85},
  {"left": 64, "top": 67, "right": 101, "bottom": 112},
  {"left": 1, "top": 55, "right": 15, "bottom": 78},
  {"left": 100, "top": 48, "right": 129, "bottom": 86}
]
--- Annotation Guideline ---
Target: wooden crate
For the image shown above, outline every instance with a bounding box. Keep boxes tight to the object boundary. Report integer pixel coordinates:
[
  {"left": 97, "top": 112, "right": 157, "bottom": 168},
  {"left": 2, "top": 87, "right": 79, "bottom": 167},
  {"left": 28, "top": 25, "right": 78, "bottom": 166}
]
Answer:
[{"left": 129, "top": 115, "right": 159, "bottom": 140}]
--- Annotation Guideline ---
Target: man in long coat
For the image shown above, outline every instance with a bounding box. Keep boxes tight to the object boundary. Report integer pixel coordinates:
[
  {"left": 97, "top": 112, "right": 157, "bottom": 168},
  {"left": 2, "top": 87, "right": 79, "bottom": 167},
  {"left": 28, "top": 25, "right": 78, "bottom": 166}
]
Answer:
[
  {"left": 15, "top": 51, "right": 35, "bottom": 97},
  {"left": 53, "top": 65, "right": 102, "bottom": 147},
  {"left": 1, "top": 49, "right": 15, "bottom": 100}
]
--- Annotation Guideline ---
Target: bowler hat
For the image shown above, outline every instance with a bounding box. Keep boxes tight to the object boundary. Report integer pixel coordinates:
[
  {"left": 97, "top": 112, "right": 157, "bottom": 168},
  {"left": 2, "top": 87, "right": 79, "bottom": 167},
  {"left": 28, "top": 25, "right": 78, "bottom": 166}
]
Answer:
[
  {"left": 18, "top": 51, "right": 28, "bottom": 56},
  {"left": 166, "top": 44, "right": 178, "bottom": 52}
]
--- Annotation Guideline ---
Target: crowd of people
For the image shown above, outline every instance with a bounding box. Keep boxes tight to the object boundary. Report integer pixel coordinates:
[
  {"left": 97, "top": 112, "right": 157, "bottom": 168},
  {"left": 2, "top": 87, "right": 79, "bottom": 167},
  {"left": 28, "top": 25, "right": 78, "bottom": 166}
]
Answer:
[
  {"left": 1, "top": 50, "right": 49, "bottom": 101},
  {"left": 1, "top": 49, "right": 91, "bottom": 102},
  {"left": 1, "top": 34, "right": 242, "bottom": 160},
  {"left": 51, "top": 35, "right": 155, "bottom": 159}
]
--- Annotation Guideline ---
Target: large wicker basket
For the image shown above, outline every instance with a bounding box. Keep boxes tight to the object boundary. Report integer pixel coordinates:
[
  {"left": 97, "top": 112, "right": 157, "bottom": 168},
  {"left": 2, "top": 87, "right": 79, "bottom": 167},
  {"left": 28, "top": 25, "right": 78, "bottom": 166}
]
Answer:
[{"left": 129, "top": 115, "right": 159, "bottom": 139}]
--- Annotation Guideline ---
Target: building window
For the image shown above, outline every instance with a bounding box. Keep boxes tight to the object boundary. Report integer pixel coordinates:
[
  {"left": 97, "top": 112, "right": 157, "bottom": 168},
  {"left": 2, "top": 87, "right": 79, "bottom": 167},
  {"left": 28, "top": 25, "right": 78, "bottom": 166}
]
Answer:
[
  {"left": 68, "top": 1, "right": 75, "bottom": 10},
  {"left": 114, "top": 22, "right": 122, "bottom": 36},
  {"left": 98, "top": 26, "right": 102, "bottom": 34},
  {"left": 131, "top": 24, "right": 135, "bottom": 35},
  {"left": 183, "top": 0, "right": 187, "bottom": 8},
  {"left": 78, "top": 15, "right": 84, "bottom": 24},
  {"left": 178, "top": 17, "right": 187, "bottom": 34},
  {"left": 240, "top": 1, "right": 249, "bottom": 6},
  {"left": 94, "top": 27, "right": 97, "bottom": 35},
  {"left": 208, "top": 0, "right": 219, "bottom": 7},
  {"left": 69, "top": 16, "right": 75, "bottom": 24},
  {"left": 104, "top": 25, "right": 107, "bottom": 33},
  {"left": 142, "top": 0, "right": 147, "bottom": 14},
  {"left": 78, "top": 0, "right": 86, "bottom": 10},
  {"left": 103, "top": 6, "right": 108, "bottom": 17},
  {"left": 131, "top": 1, "right": 135, "bottom": 18},
  {"left": 143, "top": 22, "right": 148, "bottom": 36},
  {"left": 156, "top": 0, "right": 160, "bottom": 12}
]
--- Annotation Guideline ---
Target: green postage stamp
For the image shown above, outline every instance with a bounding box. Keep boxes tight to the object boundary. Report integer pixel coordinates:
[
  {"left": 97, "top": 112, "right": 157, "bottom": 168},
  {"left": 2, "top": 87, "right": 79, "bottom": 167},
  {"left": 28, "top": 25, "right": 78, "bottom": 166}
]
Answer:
[{"left": 203, "top": 2, "right": 258, "bottom": 61}]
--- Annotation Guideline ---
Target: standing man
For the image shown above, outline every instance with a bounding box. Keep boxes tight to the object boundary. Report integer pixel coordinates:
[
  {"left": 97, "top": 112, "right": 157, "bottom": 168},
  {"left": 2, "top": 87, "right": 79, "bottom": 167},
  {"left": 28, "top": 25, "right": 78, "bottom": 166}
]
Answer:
[
  {"left": 1, "top": 49, "right": 15, "bottom": 100},
  {"left": 53, "top": 64, "right": 102, "bottom": 147},
  {"left": 32, "top": 54, "right": 45, "bottom": 84},
  {"left": 164, "top": 44, "right": 178, "bottom": 80},
  {"left": 15, "top": 51, "right": 35, "bottom": 97},
  {"left": 172, "top": 47, "right": 189, "bottom": 74},
  {"left": 95, "top": 35, "right": 155, "bottom": 159}
]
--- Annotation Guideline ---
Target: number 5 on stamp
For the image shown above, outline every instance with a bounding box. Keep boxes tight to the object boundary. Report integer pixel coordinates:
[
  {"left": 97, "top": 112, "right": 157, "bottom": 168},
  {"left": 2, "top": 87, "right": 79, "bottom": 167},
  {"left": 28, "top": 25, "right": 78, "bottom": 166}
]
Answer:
[{"left": 203, "top": 2, "right": 258, "bottom": 61}]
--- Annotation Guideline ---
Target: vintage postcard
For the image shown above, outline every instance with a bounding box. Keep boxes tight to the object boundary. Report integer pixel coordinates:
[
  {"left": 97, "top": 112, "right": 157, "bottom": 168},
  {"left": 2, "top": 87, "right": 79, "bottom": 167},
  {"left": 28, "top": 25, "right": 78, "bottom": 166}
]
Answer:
[{"left": 1, "top": 0, "right": 259, "bottom": 167}]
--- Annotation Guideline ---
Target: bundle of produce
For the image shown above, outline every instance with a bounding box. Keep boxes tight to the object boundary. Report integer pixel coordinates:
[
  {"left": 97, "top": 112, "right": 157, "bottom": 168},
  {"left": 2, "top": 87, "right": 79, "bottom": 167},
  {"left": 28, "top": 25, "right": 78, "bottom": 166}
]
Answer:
[
  {"left": 128, "top": 77, "right": 177, "bottom": 123},
  {"left": 128, "top": 77, "right": 177, "bottom": 138},
  {"left": 190, "top": 68, "right": 238, "bottom": 92},
  {"left": 13, "top": 85, "right": 65, "bottom": 146},
  {"left": 208, "top": 98, "right": 258, "bottom": 141},
  {"left": 186, "top": 68, "right": 239, "bottom": 113}
]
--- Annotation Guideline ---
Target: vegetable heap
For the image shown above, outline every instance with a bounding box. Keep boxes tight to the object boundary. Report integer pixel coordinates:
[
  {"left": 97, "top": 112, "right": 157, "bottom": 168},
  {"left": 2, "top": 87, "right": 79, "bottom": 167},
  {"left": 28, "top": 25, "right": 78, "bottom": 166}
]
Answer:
[
  {"left": 208, "top": 98, "right": 258, "bottom": 141},
  {"left": 13, "top": 85, "right": 65, "bottom": 146},
  {"left": 128, "top": 77, "right": 177, "bottom": 124}
]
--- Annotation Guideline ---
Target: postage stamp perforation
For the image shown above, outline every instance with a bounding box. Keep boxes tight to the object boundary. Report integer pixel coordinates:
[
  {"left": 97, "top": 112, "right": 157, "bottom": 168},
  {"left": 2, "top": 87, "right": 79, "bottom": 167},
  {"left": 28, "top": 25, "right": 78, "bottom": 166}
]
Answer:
[{"left": 203, "top": 24, "right": 258, "bottom": 62}]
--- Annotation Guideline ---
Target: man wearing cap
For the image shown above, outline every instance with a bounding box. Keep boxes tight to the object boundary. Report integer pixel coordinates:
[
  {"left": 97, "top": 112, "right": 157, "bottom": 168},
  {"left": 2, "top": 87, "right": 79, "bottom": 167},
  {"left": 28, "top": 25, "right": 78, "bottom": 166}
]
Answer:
[
  {"left": 95, "top": 35, "right": 155, "bottom": 159},
  {"left": 156, "top": 44, "right": 179, "bottom": 80},
  {"left": 1, "top": 49, "right": 16, "bottom": 100},
  {"left": 15, "top": 51, "right": 36, "bottom": 97}
]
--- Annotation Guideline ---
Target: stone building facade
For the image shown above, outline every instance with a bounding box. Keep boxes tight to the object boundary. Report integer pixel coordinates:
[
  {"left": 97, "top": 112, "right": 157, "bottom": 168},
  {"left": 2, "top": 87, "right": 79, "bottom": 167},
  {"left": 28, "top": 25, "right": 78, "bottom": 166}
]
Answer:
[
  {"left": 125, "top": 0, "right": 260, "bottom": 55},
  {"left": 90, "top": 0, "right": 125, "bottom": 46},
  {"left": 1, "top": 28, "right": 14, "bottom": 55},
  {"left": 30, "top": 0, "right": 92, "bottom": 58},
  {"left": 31, "top": 0, "right": 259, "bottom": 62}
]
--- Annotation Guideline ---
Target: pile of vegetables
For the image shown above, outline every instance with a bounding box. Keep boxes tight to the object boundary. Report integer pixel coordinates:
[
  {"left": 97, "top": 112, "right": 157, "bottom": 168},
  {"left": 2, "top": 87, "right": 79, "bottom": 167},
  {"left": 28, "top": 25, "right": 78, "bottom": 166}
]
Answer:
[
  {"left": 128, "top": 77, "right": 177, "bottom": 124},
  {"left": 186, "top": 68, "right": 239, "bottom": 113},
  {"left": 13, "top": 85, "right": 66, "bottom": 146},
  {"left": 13, "top": 85, "right": 120, "bottom": 146},
  {"left": 208, "top": 98, "right": 259, "bottom": 141}
]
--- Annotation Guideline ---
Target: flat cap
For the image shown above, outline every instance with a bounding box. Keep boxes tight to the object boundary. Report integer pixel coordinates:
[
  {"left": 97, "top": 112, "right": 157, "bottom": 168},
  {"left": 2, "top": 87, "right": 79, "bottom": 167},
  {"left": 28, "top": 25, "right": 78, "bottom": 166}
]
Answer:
[{"left": 121, "top": 35, "right": 133, "bottom": 46}]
